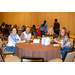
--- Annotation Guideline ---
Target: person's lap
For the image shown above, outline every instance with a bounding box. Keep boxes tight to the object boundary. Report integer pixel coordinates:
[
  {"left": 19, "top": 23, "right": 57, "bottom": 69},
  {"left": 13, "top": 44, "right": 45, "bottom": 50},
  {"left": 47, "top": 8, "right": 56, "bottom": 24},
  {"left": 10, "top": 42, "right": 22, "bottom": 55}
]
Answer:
[
  {"left": 6, "top": 46, "right": 15, "bottom": 53},
  {"left": 61, "top": 47, "right": 72, "bottom": 60}
]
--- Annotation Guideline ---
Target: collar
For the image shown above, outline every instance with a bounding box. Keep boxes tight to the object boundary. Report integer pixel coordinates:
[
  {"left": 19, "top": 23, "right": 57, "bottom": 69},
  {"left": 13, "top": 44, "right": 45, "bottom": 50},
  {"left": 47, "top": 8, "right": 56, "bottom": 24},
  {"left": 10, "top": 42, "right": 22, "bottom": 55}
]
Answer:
[
  {"left": 11, "top": 33, "right": 17, "bottom": 36},
  {"left": 26, "top": 32, "right": 29, "bottom": 34},
  {"left": 49, "top": 32, "right": 54, "bottom": 36}
]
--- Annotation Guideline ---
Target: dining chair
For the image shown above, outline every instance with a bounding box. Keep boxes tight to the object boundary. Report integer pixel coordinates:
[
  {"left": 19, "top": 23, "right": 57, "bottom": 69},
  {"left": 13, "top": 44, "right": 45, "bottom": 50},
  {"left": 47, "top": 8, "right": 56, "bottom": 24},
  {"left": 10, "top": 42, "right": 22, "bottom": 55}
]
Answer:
[
  {"left": 0, "top": 49, "right": 21, "bottom": 62},
  {"left": 0, "top": 39, "right": 15, "bottom": 58},
  {"left": 18, "top": 30, "right": 22, "bottom": 36},
  {"left": 21, "top": 56, "right": 44, "bottom": 62},
  {"left": 69, "top": 38, "right": 74, "bottom": 49},
  {"left": 0, "top": 39, "right": 2, "bottom": 48},
  {"left": 0, "top": 33, "right": 3, "bottom": 40},
  {"left": 49, "top": 49, "right": 75, "bottom": 62}
]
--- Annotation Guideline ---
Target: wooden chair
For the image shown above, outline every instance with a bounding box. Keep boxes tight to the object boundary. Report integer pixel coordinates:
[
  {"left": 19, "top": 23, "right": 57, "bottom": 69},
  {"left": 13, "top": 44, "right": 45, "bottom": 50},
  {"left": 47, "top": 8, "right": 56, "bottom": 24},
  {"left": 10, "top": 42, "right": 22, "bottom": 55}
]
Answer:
[
  {"left": 0, "top": 33, "right": 3, "bottom": 40},
  {"left": 0, "top": 49, "right": 20, "bottom": 62},
  {"left": 21, "top": 56, "right": 44, "bottom": 62},
  {"left": 49, "top": 49, "right": 75, "bottom": 62},
  {"left": 18, "top": 30, "right": 22, "bottom": 36},
  {"left": 69, "top": 38, "right": 74, "bottom": 49},
  {"left": 0, "top": 39, "right": 2, "bottom": 48},
  {"left": 0, "top": 39, "right": 15, "bottom": 57}
]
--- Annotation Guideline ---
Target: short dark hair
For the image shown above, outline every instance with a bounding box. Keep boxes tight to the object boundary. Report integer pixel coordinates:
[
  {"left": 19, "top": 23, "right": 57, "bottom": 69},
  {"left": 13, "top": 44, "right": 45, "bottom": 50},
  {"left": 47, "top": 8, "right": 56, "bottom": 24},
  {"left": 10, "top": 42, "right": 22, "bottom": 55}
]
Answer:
[
  {"left": 55, "top": 19, "right": 58, "bottom": 21},
  {"left": 44, "top": 20, "right": 46, "bottom": 23},
  {"left": 5, "top": 24, "right": 7, "bottom": 27}
]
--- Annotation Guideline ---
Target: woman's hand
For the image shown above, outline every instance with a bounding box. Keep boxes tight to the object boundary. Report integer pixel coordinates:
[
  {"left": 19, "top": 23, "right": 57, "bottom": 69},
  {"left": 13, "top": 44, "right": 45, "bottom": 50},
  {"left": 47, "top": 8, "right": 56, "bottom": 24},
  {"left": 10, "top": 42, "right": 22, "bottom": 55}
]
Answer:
[
  {"left": 54, "top": 38, "right": 61, "bottom": 44},
  {"left": 54, "top": 38, "right": 58, "bottom": 43}
]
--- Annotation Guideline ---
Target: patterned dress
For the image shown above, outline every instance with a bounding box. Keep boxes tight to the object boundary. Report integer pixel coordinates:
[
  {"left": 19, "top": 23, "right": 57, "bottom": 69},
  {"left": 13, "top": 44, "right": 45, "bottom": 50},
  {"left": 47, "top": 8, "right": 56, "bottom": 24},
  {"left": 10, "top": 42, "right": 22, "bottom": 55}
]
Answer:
[{"left": 59, "top": 35, "right": 72, "bottom": 60}]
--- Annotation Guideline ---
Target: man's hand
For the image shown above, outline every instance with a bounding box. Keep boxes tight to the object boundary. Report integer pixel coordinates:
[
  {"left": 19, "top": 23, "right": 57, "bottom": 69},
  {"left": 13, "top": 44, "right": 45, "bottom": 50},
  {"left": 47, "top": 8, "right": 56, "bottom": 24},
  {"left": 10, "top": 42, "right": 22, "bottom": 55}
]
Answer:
[{"left": 27, "top": 38, "right": 30, "bottom": 41}]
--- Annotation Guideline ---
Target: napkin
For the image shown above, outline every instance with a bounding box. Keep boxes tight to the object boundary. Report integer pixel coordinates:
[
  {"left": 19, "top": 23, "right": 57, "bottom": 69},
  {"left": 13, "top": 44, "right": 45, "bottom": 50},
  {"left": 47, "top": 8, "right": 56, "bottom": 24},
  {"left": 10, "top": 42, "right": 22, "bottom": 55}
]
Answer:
[{"left": 33, "top": 39, "right": 40, "bottom": 43}]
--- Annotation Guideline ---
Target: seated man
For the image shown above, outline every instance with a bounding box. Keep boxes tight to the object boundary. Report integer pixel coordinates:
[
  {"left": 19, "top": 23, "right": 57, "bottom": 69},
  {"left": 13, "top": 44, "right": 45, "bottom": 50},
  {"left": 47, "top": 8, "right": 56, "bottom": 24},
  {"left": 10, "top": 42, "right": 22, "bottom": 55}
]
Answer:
[{"left": 21, "top": 27, "right": 32, "bottom": 41}]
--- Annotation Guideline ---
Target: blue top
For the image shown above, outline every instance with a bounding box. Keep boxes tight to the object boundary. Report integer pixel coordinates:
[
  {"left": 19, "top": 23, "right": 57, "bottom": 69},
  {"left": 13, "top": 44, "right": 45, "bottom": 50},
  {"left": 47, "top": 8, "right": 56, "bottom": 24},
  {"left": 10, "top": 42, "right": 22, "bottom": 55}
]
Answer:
[
  {"left": 39, "top": 23, "right": 47, "bottom": 32},
  {"left": 7, "top": 33, "right": 21, "bottom": 47},
  {"left": 10, "top": 33, "right": 20, "bottom": 42}
]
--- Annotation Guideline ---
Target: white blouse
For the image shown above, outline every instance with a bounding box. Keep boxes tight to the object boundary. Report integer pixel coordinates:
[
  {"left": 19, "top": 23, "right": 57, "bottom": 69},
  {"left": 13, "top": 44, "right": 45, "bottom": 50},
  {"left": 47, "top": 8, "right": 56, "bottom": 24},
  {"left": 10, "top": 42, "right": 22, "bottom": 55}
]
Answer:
[{"left": 7, "top": 35, "right": 20, "bottom": 47}]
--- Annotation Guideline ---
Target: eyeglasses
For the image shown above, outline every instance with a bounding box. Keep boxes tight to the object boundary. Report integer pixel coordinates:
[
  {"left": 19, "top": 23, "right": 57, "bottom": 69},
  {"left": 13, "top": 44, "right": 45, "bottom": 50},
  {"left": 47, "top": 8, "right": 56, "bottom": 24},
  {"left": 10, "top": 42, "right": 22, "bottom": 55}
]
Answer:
[{"left": 12, "top": 30, "right": 16, "bottom": 31}]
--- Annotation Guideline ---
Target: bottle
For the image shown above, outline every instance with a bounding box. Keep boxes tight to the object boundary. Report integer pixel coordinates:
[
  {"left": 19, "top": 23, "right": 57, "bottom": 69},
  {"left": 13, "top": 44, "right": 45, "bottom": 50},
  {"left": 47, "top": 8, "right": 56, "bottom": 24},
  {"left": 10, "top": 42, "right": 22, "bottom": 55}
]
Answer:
[{"left": 42, "top": 35, "right": 44, "bottom": 38}]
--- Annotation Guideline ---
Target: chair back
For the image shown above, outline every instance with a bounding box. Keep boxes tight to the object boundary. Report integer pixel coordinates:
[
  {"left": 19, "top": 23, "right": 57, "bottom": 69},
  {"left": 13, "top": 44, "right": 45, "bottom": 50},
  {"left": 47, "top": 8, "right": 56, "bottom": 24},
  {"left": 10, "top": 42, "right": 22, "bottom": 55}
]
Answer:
[
  {"left": 63, "top": 49, "right": 75, "bottom": 62},
  {"left": 69, "top": 38, "right": 74, "bottom": 49},
  {"left": 21, "top": 56, "right": 44, "bottom": 62},
  {"left": 0, "top": 39, "right": 2, "bottom": 48},
  {"left": 0, "top": 49, "right": 5, "bottom": 62},
  {"left": 0, "top": 34, "right": 3, "bottom": 40},
  {"left": 18, "top": 30, "right": 22, "bottom": 36}
]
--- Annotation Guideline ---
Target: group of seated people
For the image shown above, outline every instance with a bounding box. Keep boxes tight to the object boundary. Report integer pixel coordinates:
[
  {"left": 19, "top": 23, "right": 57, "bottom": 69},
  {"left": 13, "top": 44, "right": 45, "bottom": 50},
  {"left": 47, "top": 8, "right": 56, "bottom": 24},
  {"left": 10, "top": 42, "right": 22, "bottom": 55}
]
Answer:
[{"left": 6, "top": 26, "right": 72, "bottom": 60}]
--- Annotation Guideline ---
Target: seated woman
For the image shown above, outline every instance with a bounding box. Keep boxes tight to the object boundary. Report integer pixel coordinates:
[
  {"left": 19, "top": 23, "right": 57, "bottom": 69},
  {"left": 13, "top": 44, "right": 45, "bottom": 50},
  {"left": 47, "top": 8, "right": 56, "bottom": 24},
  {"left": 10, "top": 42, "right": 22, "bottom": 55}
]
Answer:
[
  {"left": 54, "top": 28, "right": 72, "bottom": 60},
  {"left": 47, "top": 27, "right": 58, "bottom": 39},
  {"left": 6, "top": 27, "right": 21, "bottom": 53},
  {"left": 21, "top": 27, "right": 32, "bottom": 41}
]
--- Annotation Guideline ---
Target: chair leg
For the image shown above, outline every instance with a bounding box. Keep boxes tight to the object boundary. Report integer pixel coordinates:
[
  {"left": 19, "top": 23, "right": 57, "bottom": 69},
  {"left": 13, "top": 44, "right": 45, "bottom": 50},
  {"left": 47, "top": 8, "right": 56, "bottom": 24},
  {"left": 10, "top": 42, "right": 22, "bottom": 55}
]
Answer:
[{"left": 2, "top": 54, "right": 6, "bottom": 59}]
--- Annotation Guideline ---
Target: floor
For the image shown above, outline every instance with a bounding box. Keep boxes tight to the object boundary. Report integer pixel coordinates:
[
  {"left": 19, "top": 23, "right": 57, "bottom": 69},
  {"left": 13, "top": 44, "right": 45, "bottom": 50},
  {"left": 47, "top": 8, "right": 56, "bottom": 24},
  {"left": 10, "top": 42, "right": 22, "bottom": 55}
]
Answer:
[{"left": 1, "top": 34, "right": 75, "bottom": 62}]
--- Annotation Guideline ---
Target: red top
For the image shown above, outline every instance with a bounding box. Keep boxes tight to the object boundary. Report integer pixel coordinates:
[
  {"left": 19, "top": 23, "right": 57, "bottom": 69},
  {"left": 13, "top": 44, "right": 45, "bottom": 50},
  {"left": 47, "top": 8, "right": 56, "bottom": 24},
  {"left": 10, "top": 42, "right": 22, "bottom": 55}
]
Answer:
[
  {"left": 55, "top": 21, "right": 57, "bottom": 22},
  {"left": 2, "top": 27, "right": 9, "bottom": 34},
  {"left": 36, "top": 28, "right": 41, "bottom": 34}
]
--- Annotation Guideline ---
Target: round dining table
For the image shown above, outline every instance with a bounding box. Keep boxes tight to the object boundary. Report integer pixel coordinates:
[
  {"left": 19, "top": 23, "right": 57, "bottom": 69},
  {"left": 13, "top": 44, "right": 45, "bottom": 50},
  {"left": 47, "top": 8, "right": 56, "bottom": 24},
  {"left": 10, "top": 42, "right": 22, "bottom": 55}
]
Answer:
[{"left": 15, "top": 42, "right": 61, "bottom": 62}]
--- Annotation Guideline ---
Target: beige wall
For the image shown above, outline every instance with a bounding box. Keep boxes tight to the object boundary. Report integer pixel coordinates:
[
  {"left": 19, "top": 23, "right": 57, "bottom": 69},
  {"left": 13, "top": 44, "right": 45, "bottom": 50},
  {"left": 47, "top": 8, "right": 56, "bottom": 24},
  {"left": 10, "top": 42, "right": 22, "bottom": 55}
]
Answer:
[
  {"left": 0, "top": 12, "right": 3, "bottom": 25},
  {"left": 0, "top": 12, "right": 75, "bottom": 34}
]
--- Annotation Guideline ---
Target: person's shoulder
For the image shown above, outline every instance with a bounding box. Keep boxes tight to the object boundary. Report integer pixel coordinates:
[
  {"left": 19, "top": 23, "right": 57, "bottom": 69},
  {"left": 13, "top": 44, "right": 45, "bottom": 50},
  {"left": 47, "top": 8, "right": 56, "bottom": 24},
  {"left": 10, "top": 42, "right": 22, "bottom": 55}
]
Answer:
[
  {"left": 53, "top": 32, "right": 57, "bottom": 35},
  {"left": 45, "top": 24, "right": 47, "bottom": 26},
  {"left": 40, "top": 23, "right": 43, "bottom": 25},
  {"left": 64, "top": 35, "right": 68, "bottom": 38},
  {"left": 29, "top": 32, "right": 31, "bottom": 35},
  {"left": 21, "top": 31, "right": 25, "bottom": 35},
  {"left": 22, "top": 31, "right": 25, "bottom": 33},
  {"left": 8, "top": 35, "right": 10, "bottom": 38},
  {"left": 16, "top": 34, "right": 19, "bottom": 36}
]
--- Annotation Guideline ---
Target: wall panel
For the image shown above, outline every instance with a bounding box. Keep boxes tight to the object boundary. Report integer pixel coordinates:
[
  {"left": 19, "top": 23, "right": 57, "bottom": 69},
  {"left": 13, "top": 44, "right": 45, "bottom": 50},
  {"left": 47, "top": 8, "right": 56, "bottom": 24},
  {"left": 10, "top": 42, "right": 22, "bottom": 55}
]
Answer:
[
  {"left": 69, "top": 12, "right": 75, "bottom": 34},
  {"left": 12, "top": 12, "right": 19, "bottom": 26},
  {"left": 60, "top": 12, "right": 69, "bottom": 29},
  {"left": 3, "top": 12, "right": 8, "bottom": 24},
  {"left": 0, "top": 12, "right": 3, "bottom": 25},
  {"left": 7, "top": 12, "right": 12, "bottom": 24},
  {"left": 44, "top": 12, "right": 53, "bottom": 30},
  {"left": 24, "top": 12, "right": 30, "bottom": 27},
  {"left": 53, "top": 12, "right": 60, "bottom": 24},
  {"left": 37, "top": 12, "right": 45, "bottom": 25},
  {"left": 18, "top": 12, "right": 24, "bottom": 27},
  {"left": 30, "top": 12, "right": 37, "bottom": 27}
]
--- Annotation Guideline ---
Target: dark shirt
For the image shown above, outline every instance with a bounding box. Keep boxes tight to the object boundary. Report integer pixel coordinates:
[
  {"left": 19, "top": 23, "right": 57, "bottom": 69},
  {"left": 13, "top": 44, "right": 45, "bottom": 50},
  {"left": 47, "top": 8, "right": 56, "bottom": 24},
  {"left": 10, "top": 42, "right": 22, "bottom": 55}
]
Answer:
[
  {"left": 53, "top": 22, "right": 60, "bottom": 30},
  {"left": 0, "top": 26, "right": 2, "bottom": 32},
  {"left": 2, "top": 27, "right": 9, "bottom": 35},
  {"left": 47, "top": 33, "right": 58, "bottom": 39}
]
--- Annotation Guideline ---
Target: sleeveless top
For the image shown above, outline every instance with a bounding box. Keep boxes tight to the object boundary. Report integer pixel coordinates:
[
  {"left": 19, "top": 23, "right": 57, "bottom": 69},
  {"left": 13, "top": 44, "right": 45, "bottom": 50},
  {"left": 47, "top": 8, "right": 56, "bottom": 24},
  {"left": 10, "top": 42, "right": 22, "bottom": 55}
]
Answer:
[{"left": 23, "top": 31, "right": 31, "bottom": 39}]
